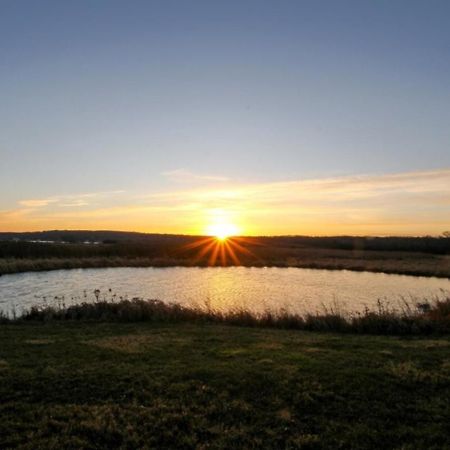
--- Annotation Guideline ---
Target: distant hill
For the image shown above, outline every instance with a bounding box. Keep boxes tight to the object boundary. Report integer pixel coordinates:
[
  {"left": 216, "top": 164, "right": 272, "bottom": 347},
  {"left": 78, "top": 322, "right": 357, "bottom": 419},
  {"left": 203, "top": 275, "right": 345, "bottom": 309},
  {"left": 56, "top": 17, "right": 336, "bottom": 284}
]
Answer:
[{"left": 0, "top": 230, "right": 194, "bottom": 244}]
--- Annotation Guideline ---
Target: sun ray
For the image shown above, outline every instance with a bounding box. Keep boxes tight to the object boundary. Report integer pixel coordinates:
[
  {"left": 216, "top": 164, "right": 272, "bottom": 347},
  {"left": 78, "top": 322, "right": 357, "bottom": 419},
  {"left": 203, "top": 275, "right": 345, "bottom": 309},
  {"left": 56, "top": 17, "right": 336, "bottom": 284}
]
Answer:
[
  {"left": 219, "top": 242, "right": 227, "bottom": 266},
  {"left": 176, "top": 235, "right": 259, "bottom": 267},
  {"left": 173, "top": 210, "right": 259, "bottom": 266},
  {"left": 208, "top": 241, "right": 221, "bottom": 266},
  {"left": 224, "top": 240, "right": 240, "bottom": 265},
  {"left": 192, "top": 239, "right": 217, "bottom": 263},
  {"left": 227, "top": 238, "right": 254, "bottom": 256},
  {"left": 233, "top": 236, "right": 267, "bottom": 247},
  {"left": 181, "top": 237, "right": 215, "bottom": 251}
]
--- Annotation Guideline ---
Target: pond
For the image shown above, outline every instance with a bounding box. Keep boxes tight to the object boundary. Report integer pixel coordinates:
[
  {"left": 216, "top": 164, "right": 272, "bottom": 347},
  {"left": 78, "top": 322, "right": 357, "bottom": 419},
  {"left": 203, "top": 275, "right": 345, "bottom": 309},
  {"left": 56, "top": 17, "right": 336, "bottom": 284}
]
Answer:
[{"left": 1, "top": 266, "right": 449, "bottom": 317}]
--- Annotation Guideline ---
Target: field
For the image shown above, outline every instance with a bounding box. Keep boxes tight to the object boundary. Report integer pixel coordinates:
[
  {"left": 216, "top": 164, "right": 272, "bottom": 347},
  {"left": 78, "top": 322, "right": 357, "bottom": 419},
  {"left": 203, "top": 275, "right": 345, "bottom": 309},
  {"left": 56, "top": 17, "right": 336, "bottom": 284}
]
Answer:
[
  {"left": 1, "top": 321, "right": 450, "bottom": 449},
  {"left": 1, "top": 234, "right": 449, "bottom": 447},
  {"left": 1, "top": 232, "right": 449, "bottom": 278}
]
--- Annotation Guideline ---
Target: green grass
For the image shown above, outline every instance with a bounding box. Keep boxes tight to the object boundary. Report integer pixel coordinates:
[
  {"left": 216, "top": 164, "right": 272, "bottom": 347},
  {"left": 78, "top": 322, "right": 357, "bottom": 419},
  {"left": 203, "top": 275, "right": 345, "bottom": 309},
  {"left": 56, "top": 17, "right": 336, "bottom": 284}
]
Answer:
[{"left": 1, "top": 322, "right": 450, "bottom": 449}]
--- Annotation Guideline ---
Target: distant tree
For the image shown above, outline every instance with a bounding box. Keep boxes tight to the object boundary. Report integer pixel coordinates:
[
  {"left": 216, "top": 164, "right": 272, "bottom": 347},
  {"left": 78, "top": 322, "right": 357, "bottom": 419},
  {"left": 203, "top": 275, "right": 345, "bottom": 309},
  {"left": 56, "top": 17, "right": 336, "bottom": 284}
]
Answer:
[
  {"left": 442, "top": 231, "right": 450, "bottom": 238},
  {"left": 102, "top": 239, "right": 118, "bottom": 244}
]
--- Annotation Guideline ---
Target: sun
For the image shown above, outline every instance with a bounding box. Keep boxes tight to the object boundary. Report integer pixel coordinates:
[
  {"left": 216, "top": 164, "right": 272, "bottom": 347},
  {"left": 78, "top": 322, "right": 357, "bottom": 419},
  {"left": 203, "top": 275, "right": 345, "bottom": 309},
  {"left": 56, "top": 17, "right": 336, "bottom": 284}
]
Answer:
[
  {"left": 178, "top": 219, "right": 255, "bottom": 266},
  {"left": 206, "top": 222, "right": 239, "bottom": 241}
]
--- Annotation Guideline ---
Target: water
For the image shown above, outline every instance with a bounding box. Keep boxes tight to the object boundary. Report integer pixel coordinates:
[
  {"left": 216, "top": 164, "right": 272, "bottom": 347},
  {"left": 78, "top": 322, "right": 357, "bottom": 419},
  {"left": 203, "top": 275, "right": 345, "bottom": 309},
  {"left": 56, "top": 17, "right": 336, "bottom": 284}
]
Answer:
[{"left": 1, "top": 266, "right": 450, "bottom": 317}]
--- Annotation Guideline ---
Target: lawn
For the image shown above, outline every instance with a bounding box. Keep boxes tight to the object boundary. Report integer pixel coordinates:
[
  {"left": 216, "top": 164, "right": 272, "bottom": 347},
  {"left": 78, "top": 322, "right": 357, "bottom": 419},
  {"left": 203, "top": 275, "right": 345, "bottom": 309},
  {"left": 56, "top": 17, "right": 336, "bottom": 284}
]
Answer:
[{"left": 1, "top": 322, "right": 449, "bottom": 449}]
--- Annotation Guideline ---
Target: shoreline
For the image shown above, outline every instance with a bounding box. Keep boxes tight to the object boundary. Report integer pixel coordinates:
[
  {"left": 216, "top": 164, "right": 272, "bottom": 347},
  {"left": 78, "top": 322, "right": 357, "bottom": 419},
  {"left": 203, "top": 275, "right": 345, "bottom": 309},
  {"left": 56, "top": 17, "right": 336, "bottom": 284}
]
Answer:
[{"left": 3, "top": 297, "right": 450, "bottom": 336}]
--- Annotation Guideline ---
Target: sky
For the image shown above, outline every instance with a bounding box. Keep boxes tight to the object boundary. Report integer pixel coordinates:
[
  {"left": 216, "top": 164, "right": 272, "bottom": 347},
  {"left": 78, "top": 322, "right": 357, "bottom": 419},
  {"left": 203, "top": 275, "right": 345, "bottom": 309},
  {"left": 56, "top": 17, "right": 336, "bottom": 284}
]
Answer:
[{"left": 1, "top": 0, "right": 449, "bottom": 235}]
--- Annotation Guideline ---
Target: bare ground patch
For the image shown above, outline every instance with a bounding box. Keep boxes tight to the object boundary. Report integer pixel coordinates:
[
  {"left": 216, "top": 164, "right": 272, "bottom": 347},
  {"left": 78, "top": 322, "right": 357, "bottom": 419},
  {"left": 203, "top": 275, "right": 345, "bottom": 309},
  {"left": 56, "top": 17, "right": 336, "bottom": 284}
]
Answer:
[
  {"left": 0, "top": 359, "right": 9, "bottom": 371},
  {"left": 302, "top": 347, "right": 327, "bottom": 353}
]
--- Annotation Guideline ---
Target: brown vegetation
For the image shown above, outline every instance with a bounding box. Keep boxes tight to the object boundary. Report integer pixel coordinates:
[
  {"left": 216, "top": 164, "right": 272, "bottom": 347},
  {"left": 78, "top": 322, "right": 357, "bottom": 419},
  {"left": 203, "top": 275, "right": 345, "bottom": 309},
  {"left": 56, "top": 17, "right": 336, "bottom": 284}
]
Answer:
[
  {"left": 5, "top": 296, "right": 450, "bottom": 335},
  {"left": 0, "top": 247, "right": 449, "bottom": 278},
  {"left": 1, "top": 233, "right": 449, "bottom": 277}
]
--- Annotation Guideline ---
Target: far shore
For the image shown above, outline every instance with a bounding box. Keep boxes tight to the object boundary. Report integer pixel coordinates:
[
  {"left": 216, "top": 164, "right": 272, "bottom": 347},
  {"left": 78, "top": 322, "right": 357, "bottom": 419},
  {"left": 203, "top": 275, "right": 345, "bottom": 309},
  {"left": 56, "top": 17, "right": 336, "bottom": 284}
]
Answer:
[
  {"left": 1, "top": 233, "right": 449, "bottom": 278},
  {"left": 1, "top": 252, "right": 449, "bottom": 279}
]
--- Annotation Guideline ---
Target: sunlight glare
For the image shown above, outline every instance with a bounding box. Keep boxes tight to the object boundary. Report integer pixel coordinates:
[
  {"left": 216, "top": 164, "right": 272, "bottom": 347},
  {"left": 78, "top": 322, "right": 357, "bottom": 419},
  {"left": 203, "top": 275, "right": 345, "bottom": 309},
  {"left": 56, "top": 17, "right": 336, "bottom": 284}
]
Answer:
[{"left": 206, "top": 222, "right": 239, "bottom": 240}]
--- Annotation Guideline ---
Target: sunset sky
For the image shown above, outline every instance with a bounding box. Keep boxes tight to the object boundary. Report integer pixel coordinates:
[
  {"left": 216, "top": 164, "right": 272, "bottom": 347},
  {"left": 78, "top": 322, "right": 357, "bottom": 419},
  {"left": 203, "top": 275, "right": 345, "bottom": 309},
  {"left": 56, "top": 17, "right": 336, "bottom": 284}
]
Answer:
[{"left": 1, "top": 1, "right": 449, "bottom": 235}]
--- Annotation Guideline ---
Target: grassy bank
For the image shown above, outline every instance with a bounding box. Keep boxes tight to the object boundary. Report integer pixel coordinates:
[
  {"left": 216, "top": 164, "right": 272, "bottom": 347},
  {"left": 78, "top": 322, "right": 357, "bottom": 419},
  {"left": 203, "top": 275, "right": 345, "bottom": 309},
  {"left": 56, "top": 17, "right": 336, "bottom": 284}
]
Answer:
[
  {"left": 4, "top": 296, "right": 450, "bottom": 336},
  {"left": 1, "top": 321, "right": 449, "bottom": 449}
]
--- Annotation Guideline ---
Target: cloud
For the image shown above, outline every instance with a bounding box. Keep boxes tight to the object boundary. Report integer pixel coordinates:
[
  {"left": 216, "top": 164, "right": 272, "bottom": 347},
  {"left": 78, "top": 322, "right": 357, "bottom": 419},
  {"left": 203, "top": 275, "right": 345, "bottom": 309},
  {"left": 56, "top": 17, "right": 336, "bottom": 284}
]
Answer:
[
  {"left": 2, "top": 169, "right": 450, "bottom": 235},
  {"left": 0, "top": 190, "right": 127, "bottom": 231},
  {"left": 162, "top": 168, "right": 230, "bottom": 183},
  {"left": 145, "top": 168, "right": 450, "bottom": 235},
  {"left": 17, "top": 190, "right": 126, "bottom": 210},
  {"left": 59, "top": 201, "right": 90, "bottom": 207},
  {"left": 154, "top": 168, "right": 450, "bottom": 204},
  {"left": 19, "top": 198, "right": 58, "bottom": 208}
]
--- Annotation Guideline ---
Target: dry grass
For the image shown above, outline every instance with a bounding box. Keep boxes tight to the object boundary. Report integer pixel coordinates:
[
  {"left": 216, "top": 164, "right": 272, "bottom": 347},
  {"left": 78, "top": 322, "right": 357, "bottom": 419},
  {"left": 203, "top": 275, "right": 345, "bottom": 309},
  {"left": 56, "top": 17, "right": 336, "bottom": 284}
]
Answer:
[
  {"left": 1, "top": 246, "right": 449, "bottom": 278},
  {"left": 4, "top": 295, "right": 450, "bottom": 336}
]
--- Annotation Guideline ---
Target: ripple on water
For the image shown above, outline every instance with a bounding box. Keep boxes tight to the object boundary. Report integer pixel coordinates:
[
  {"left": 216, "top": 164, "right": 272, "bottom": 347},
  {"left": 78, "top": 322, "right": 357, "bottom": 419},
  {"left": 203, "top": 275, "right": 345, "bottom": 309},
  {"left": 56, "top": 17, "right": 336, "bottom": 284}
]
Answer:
[{"left": 0, "top": 266, "right": 449, "bottom": 316}]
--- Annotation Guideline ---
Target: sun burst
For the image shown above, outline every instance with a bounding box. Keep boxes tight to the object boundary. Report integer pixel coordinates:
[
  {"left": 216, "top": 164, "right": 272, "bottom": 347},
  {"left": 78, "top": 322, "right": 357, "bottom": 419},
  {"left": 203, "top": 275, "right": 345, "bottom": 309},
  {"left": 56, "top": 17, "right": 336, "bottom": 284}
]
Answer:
[
  {"left": 177, "top": 235, "right": 259, "bottom": 267},
  {"left": 172, "top": 209, "right": 261, "bottom": 266},
  {"left": 206, "top": 222, "right": 238, "bottom": 241}
]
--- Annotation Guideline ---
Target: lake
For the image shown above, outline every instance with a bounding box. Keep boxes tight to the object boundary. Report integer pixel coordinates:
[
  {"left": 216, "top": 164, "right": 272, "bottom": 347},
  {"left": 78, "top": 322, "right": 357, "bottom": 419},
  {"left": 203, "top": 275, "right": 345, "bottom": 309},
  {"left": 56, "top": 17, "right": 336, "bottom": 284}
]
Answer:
[{"left": 1, "top": 266, "right": 450, "bottom": 317}]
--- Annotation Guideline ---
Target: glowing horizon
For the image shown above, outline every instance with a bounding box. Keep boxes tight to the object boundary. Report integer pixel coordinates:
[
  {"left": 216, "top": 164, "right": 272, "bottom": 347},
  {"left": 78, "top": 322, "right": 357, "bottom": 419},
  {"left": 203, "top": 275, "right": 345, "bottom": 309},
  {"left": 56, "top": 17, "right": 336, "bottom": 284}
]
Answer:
[{"left": 1, "top": 168, "right": 450, "bottom": 237}]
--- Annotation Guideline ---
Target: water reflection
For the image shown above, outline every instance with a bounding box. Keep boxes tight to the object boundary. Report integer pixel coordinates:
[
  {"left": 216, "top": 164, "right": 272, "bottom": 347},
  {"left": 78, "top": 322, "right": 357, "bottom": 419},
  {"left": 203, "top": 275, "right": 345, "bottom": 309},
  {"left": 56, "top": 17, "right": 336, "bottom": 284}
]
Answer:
[{"left": 1, "top": 266, "right": 449, "bottom": 316}]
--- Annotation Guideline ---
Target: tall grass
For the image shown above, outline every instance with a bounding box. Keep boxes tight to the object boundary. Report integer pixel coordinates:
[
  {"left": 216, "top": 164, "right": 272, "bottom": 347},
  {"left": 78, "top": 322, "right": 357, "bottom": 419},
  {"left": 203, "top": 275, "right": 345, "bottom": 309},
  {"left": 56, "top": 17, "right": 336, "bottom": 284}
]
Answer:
[
  {"left": 1, "top": 253, "right": 450, "bottom": 278},
  {"left": 3, "top": 294, "right": 450, "bottom": 335}
]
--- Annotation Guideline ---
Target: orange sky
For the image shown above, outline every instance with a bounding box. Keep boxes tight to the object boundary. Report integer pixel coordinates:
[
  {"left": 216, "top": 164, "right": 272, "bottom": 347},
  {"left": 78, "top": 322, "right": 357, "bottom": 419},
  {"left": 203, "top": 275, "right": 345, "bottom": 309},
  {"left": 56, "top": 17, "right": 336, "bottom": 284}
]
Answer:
[{"left": 1, "top": 169, "right": 450, "bottom": 236}]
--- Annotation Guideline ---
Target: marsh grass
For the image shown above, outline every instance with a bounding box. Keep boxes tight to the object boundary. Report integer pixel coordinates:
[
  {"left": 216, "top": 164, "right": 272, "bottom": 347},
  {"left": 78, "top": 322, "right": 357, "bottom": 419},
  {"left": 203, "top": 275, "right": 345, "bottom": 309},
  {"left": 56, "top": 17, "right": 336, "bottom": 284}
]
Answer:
[
  {"left": 1, "top": 246, "right": 450, "bottom": 278},
  {"left": 5, "top": 294, "right": 450, "bottom": 335}
]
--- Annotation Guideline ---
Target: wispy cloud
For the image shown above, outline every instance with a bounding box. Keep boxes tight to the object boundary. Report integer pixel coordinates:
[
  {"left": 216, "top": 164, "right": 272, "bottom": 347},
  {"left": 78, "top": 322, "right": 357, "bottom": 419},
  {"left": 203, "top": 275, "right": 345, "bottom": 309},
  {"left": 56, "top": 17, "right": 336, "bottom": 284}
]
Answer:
[
  {"left": 146, "top": 168, "right": 450, "bottom": 235},
  {"left": 149, "top": 169, "right": 450, "bottom": 207},
  {"left": 19, "top": 199, "right": 58, "bottom": 208},
  {"left": 0, "top": 190, "right": 127, "bottom": 231},
  {"left": 162, "top": 168, "right": 230, "bottom": 183},
  {"left": 1, "top": 170, "right": 450, "bottom": 235},
  {"left": 17, "top": 190, "right": 126, "bottom": 211}
]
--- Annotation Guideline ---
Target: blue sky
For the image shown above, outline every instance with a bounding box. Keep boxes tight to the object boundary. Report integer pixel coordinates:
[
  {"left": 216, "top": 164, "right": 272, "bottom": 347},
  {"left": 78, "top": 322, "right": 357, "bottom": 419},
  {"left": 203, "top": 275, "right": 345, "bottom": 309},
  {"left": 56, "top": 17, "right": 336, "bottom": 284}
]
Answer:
[{"left": 1, "top": 1, "right": 449, "bottom": 234}]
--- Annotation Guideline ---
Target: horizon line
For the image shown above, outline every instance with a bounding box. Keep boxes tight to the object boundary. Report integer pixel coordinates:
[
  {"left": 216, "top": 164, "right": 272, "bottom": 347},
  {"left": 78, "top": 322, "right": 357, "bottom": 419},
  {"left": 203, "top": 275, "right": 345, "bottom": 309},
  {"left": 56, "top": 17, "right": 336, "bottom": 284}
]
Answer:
[{"left": 0, "top": 229, "right": 448, "bottom": 239}]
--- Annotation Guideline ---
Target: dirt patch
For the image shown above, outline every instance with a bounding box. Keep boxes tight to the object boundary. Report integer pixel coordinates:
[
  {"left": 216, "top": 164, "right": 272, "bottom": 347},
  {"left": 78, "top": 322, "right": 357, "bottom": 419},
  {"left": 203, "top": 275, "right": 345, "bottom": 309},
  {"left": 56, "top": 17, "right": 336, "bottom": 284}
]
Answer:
[
  {"left": 277, "top": 408, "right": 292, "bottom": 421},
  {"left": 0, "top": 359, "right": 9, "bottom": 370},
  {"left": 258, "top": 358, "right": 274, "bottom": 364},
  {"left": 303, "top": 347, "right": 326, "bottom": 353},
  {"left": 441, "top": 360, "right": 450, "bottom": 371}
]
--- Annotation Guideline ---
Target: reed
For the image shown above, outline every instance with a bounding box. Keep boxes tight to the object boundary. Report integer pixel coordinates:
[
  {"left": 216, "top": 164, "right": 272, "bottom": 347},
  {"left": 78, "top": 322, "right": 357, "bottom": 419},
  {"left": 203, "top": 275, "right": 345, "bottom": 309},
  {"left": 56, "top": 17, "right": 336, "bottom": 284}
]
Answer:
[
  {"left": 6, "top": 295, "right": 450, "bottom": 335},
  {"left": 1, "top": 253, "right": 450, "bottom": 278}
]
